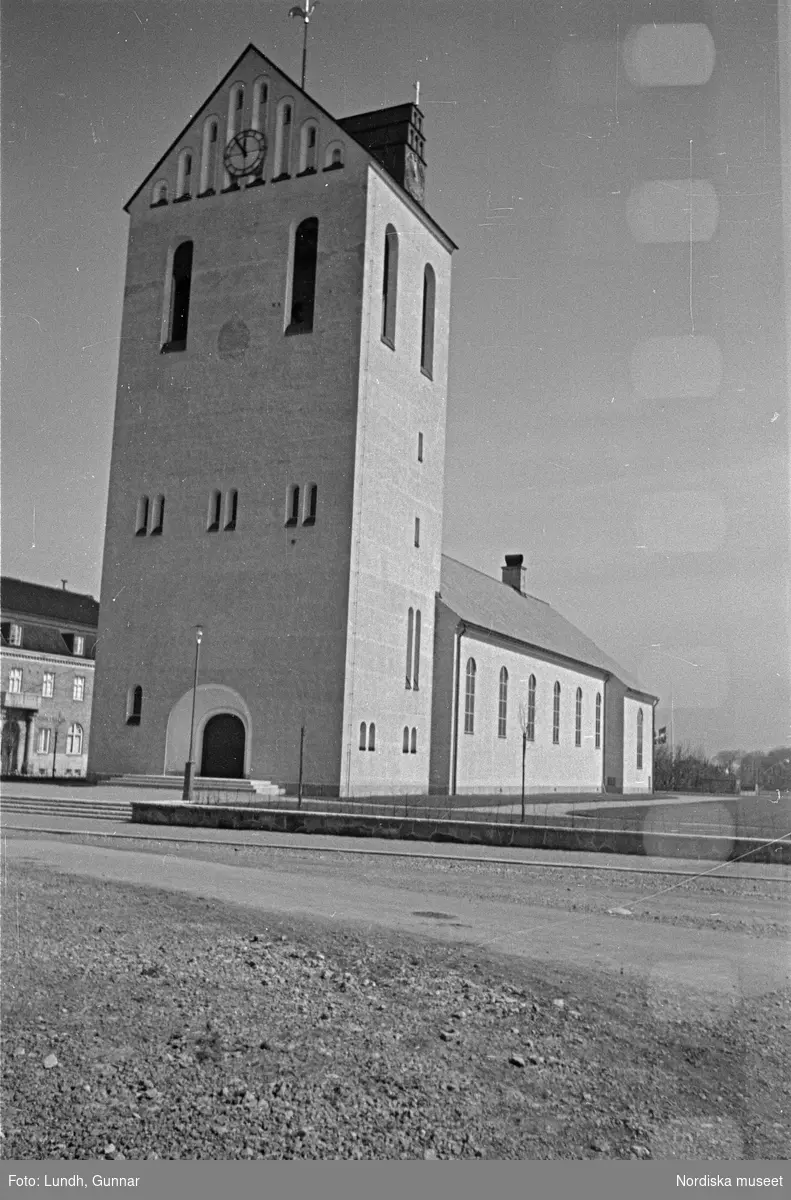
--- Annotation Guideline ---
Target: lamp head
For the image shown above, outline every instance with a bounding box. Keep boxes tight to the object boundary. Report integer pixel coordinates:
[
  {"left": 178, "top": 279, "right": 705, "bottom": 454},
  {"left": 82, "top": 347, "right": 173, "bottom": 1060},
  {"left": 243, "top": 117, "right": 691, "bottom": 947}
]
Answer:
[{"left": 195, "top": 626, "right": 203, "bottom": 645}]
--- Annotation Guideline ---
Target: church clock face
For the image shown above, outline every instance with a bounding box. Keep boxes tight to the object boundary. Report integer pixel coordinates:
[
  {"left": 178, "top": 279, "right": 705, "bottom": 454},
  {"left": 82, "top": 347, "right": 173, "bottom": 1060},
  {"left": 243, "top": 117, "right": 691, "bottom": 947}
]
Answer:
[{"left": 223, "top": 130, "right": 267, "bottom": 178}]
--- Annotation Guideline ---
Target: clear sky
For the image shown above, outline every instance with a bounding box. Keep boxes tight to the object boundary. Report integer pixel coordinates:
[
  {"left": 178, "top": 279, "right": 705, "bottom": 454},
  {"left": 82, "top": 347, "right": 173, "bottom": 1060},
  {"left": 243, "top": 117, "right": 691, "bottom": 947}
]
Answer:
[{"left": 2, "top": 0, "right": 788, "bottom": 754}]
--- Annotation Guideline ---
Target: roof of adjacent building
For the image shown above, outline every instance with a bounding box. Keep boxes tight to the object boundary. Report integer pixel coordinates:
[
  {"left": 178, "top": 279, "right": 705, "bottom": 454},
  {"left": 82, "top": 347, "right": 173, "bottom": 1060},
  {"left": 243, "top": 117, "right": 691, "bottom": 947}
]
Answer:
[
  {"left": 0, "top": 577, "right": 99, "bottom": 628},
  {"left": 439, "top": 556, "right": 653, "bottom": 697}
]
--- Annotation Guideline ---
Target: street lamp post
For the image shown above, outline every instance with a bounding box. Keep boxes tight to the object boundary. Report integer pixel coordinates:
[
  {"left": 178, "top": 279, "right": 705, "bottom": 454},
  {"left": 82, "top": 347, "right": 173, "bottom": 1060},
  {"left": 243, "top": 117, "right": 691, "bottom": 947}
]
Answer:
[{"left": 182, "top": 626, "right": 203, "bottom": 803}]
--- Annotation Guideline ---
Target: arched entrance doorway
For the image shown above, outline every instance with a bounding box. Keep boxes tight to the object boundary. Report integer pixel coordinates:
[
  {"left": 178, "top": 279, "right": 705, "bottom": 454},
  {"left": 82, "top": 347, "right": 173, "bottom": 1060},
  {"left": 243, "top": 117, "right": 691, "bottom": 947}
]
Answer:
[{"left": 200, "top": 713, "right": 245, "bottom": 779}]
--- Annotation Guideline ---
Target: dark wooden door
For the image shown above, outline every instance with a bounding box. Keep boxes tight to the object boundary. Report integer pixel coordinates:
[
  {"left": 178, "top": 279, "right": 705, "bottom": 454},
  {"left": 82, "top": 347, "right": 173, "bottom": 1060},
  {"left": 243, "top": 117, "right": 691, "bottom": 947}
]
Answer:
[{"left": 200, "top": 713, "right": 245, "bottom": 779}]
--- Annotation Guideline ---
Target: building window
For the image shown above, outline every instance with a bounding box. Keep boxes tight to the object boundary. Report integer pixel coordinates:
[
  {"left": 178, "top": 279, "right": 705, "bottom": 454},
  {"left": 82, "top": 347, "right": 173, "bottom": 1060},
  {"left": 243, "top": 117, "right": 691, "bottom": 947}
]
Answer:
[
  {"left": 207, "top": 490, "right": 222, "bottom": 532},
  {"left": 381, "top": 224, "right": 398, "bottom": 347},
  {"left": 37, "top": 728, "right": 51, "bottom": 754},
  {"left": 526, "top": 674, "right": 536, "bottom": 741},
  {"left": 200, "top": 118, "right": 219, "bottom": 194},
  {"left": 274, "top": 100, "right": 293, "bottom": 178},
  {"left": 176, "top": 149, "right": 193, "bottom": 200},
  {"left": 42, "top": 672, "right": 55, "bottom": 698},
  {"left": 151, "top": 180, "right": 168, "bottom": 206},
  {"left": 9, "top": 623, "right": 22, "bottom": 646},
  {"left": 417, "top": 432, "right": 423, "bottom": 462},
  {"left": 552, "top": 681, "right": 561, "bottom": 745},
  {"left": 498, "top": 666, "right": 508, "bottom": 738},
  {"left": 410, "top": 727, "right": 417, "bottom": 754},
  {"left": 287, "top": 217, "right": 318, "bottom": 334},
  {"left": 135, "top": 495, "right": 150, "bottom": 536},
  {"left": 414, "top": 517, "right": 420, "bottom": 548},
  {"left": 150, "top": 494, "right": 165, "bottom": 536},
  {"left": 368, "top": 722, "right": 376, "bottom": 751},
  {"left": 359, "top": 722, "right": 367, "bottom": 751},
  {"left": 464, "top": 657, "right": 476, "bottom": 734},
  {"left": 224, "top": 490, "right": 238, "bottom": 531},
  {"left": 402, "top": 725, "right": 409, "bottom": 754},
  {"left": 595, "top": 692, "right": 602, "bottom": 749},
  {"left": 420, "top": 264, "right": 436, "bottom": 378},
  {"left": 73, "top": 636, "right": 85, "bottom": 657},
  {"left": 226, "top": 84, "right": 245, "bottom": 170},
  {"left": 303, "top": 484, "right": 318, "bottom": 526},
  {"left": 405, "top": 608, "right": 414, "bottom": 689},
  {"left": 66, "top": 723, "right": 83, "bottom": 755},
  {"left": 286, "top": 484, "right": 300, "bottom": 527},
  {"left": 127, "top": 685, "right": 143, "bottom": 726},
  {"left": 8, "top": 668, "right": 22, "bottom": 694},
  {"left": 575, "top": 687, "right": 583, "bottom": 747},
  {"left": 253, "top": 78, "right": 269, "bottom": 131},
  {"left": 324, "top": 143, "right": 343, "bottom": 170},
  {"left": 163, "top": 240, "right": 193, "bottom": 352},
  {"left": 637, "top": 708, "right": 644, "bottom": 770},
  {"left": 73, "top": 676, "right": 85, "bottom": 702},
  {"left": 412, "top": 609, "right": 421, "bottom": 691},
  {"left": 299, "top": 121, "right": 318, "bottom": 173}
]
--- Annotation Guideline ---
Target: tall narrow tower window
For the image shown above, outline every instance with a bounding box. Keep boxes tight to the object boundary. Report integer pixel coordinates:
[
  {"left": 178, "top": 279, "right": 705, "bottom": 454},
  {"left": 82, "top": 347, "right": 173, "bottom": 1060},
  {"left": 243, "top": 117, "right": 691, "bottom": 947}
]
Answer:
[
  {"left": 252, "top": 78, "right": 269, "bottom": 131},
  {"left": 200, "top": 118, "right": 219, "bottom": 194},
  {"left": 405, "top": 608, "right": 414, "bottom": 689},
  {"left": 207, "top": 490, "right": 222, "bottom": 532},
  {"left": 381, "top": 225, "right": 398, "bottom": 347},
  {"left": 420, "top": 264, "right": 436, "bottom": 377},
  {"left": 126, "top": 685, "right": 143, "bottom": 726},
  {"left": 176, "top": 149, "right": 193, "bottom": 199},
  {"left": 287, "top": 218, "right": 318, "bottom": 335},
  {"left": 163, "top": 241, "right": 193, "bottom": 352},
  {"left": 417, "top": 432, "right": 424, "bottom": 462},
  {"left": 224, "top": 490, "right": 238, "bottom": 531},
  {"left": 414, "top": 517, "right": 420, "bottom": 547},
  {"left": 412, "top": 609, "right": 421, "bottom": 691},
  {"left": 299, "top": 121, "right": 318, "bottom": 173},
  {"left": 150, "top": 494, "right": 165, "bottom": 535},
  {"left": 303, "top": 484, "right": 318, "bottom": 525},
  {"left": 274, "top": 101, "right": 293, "bottom": 179},
  {"left": 135, "top": 495, "right": 150, "bottom": 536},
  {"left": 286, "top": 484, "right": 300, "bottom": 526}
]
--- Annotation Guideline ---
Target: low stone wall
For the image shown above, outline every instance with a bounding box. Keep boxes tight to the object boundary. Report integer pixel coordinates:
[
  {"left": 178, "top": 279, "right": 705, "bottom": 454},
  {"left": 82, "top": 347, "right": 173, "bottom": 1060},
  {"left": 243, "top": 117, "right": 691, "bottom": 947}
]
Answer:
[{"left": 130, "top": 801, "right": 791, "bottom": 866}]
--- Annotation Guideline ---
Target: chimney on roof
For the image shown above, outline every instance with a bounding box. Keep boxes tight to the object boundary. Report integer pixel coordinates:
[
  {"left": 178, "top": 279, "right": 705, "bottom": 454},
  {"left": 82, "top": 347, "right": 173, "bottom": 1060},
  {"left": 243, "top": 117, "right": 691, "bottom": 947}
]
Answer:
[
  {"left": 501, "top": 554, "right": 525, "bottom": 595},
  {"left": 61, "top": 579, "right": 68, "bottom": 591}
]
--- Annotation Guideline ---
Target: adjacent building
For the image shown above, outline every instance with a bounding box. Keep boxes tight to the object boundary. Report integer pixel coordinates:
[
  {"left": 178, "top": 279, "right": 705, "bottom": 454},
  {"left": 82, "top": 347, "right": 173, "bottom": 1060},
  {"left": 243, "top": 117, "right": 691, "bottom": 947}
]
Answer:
[
  {"left": 88, "top": 43, "right": 656, "bottom": 797},
  {"left": 0, "top": 578, "right": 99, "bottom": 777}
]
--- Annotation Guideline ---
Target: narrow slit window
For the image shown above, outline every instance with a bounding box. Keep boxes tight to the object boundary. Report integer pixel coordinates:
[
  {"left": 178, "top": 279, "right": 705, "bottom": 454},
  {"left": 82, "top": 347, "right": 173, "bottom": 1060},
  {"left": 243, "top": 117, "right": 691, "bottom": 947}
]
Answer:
[
  {"left": 402, "top": 726, "right": 409, "bottom": 754},
  {"left": 595, "top": 692, "right": 602, "bottom": 749},
  {"left": 417, "top": 432, "right": 423, "bottom": 462},
  {"left": 286, "top": 484, "right": 300, "bottom": 526},
  {"left": 359, "top": 722, "right": 367, "bottom": 751},
  {"left": 176, "top": 150, "right": 192, "bottom": 199},
  {"left": 287, "top": 217, "right": 319, "bottom": 334},
  {"left": 552, "top": 682, "right": 561, "bottom": 745},
  {"left": 275, "top": 102, "right": 292, "bottom": 178},
  {"left": 464, "top": 658, "right": 476, "bottom": 734},
  {"left": 126, "top": 685, "right": 143, "bottom": 726},
  {"left": 224, "top": 489, "right": 238, "bottom": 531},
  {"left": 163, "top": 240, "right": 193, "bottom": 351},
  {"left": 498, "top": 667, "right": 508, "bottom": 738},
  {"left": 414, "top": 517, "right": 420, "bottom": 547},
  {"left": 368, "top": 723, "right": 376, "bottom": 751},
  {"left": 135, "top": 496, "right": 150, "bottom": 536},
  {"left": 527, "top": 674, "right": 536, "bottom": 741},
  {"left": 150, "top": 495, "right": 165, "bottom": 536},
  {"left": 381, "top": 225, "right": 398, "bottom": 347},
  {"left": 303, "top": 484, "right": 318, "bottom": 525},
  {"left": 637, "top": 708, "right": 644, "bottom": 770},
  {"left": 300, "top": 122, "right": 318, "bottom": 173},
  {"left": 420, "top": 264, "right": 436, "bottom": 377},
  {"left": 410, "top": 727, "right": 417, "bottom": 754},
  {"left": 575, "top": 687, "right": 583, "bottom": 747},
  {"left": 405, "top": 608, "right": 414, "bottom": 689},
  {"left": 207, "top": 490, "right": 222, "bottom": 532},
  {"left": 200, "top": 119, "right": 219, "bottom": 194},
  {"left": 412, "top": 609, "right": 421, "bottom": 691}
]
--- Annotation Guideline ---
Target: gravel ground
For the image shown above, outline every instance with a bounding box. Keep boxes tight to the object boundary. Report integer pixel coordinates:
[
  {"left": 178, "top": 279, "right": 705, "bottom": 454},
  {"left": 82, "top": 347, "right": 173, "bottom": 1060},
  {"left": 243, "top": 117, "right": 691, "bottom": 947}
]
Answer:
[{"left": 2, "top": 861, "right": 789, "bottom": 1161}]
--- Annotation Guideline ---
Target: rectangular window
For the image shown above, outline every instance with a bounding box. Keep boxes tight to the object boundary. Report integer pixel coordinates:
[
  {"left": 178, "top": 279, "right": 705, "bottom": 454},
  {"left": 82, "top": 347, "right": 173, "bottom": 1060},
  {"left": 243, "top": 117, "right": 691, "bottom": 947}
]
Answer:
[
  {"left": 8, "top": 668, "right": 22, "bottom": 694},
  {"left": 414, "top": 517, "right": 420, "bottom": 547},
  {"left": 9, "top": 624, "right": 22, "bottom": 646},
  {"left": 417, "top": 432, "right": 423, "bottom": 462},
  {"left": 420, "top": 264, "right": 436, "bottom": 378},
  {"left": 286, "top": 484, "right": 300, "bottom": 527},
  {"left": 207, "top": 490, "right": 222, "bottom": 532},
  {"left": 73, "top": 636, "right": 85, "bottom": 656},
  {"left": 381, "top": 226, "right": 398, "bottom": 347},
  {"left": 150, "top": 495, "right": 165, "bottom": 535},
  {"left": 287, "top": 218, "right": 318, "bottom": 335},
  {"left": 527, "top": 675, "right": 536, "bottom": 742},
  {"left": 464, "top": 658, "right": 476, "bottom": 734},
  {"left": 595, "top": 693, "right": 602, "bottom": 749},
  {"left": 412, "top": 609, "right": 421, "bottom": 691},
  {"left": 498, "top": 668, "right": 508, "bottom": 738},
  {"left": 224, "top": 489, "right": 238, "bottom": 531},
  {"left": 37, "top": 728, "right": 51, "bottom": 754},
  {"left": 163, "top": 241, "right": 193, "bottom": 352},
  {"left": 73, "top": 676, "right": 85, "bottom": 702},
  {"left": 42, "top": 672, "right": 55, "bottom": 698},
  {"left": 575, "top": 689, "right": 582, "bottom": 747},
  {"left": 303, "top": 484, "right": 318, "bottom": 526}
]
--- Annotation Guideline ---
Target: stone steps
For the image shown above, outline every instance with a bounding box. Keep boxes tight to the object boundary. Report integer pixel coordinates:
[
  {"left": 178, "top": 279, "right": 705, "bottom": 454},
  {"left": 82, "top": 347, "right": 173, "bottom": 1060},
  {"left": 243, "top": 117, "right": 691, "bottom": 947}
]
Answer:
[
  {"left": 1, "top": 794, "right": 132, "bottom": 821},
  {"left": 105, "top": 774, "right": 286, "bottom": 797}
]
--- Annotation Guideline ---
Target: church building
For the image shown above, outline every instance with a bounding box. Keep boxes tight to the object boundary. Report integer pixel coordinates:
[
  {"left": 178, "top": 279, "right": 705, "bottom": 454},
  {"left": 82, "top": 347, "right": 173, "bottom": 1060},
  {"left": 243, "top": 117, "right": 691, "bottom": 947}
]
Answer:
[{"left": 89, "top": 44, "right": 655, "bottom": 797}]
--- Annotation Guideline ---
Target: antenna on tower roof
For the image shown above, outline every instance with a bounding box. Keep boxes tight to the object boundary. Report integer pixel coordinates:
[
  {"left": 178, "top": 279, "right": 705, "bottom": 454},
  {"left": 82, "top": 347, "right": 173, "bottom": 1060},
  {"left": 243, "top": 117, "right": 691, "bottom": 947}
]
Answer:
[{"left": 289, "top": 0, "right": 320, "bottom": 91}]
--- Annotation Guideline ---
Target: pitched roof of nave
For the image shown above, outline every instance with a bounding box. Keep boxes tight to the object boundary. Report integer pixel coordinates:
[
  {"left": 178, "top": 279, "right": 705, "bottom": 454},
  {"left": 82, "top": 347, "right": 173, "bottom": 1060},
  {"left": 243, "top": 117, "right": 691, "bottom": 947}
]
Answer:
[
  {"left": 123, "top": 42, "right": 456, "bottom": 249},
  {"left": 439, "top": 555, "right": 656, "bottom": 700}
]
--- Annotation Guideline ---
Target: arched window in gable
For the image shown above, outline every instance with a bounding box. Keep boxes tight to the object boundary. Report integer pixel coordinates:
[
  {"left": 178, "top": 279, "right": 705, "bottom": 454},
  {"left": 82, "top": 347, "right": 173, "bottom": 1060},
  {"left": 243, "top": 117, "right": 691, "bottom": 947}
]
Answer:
[
  {"left": 200, "top": 118, "right": 219, "bottom": 195},
  {"left": 274, "top": 100, "right": 294, "bottom": 179},
  {"left": 252, "top": 77, "right": 269, "bottom": 132},
  {"left": 420, "top": 264, "right": 436, "bottom": 378},
  {"left": 286, "top": 217, "right": 318, "bottom": 335},
  {"left": 299, "top": 120, "right": 319, "bottom": 174},
  {"left": 381, "top": 225, "right": 398, "bottom": 347},
  {"left": 163, "top": 240, "right": 193, "bottom": 352},
  {"left": 176, "top": 149, "right": 193, "bottom": 200},
  {"left": 324, "top": 142, "right": 344, "bottom": 170},
  {"left": 637, "top": 708, "right": 644, "bottom": 770},
  {"left": 151, "top": 180, "right": 168, "bottom": 206},
  {"left": 227, "top": 82, "right": 245, "bottom": 137},
  {"left": 464, "top": 658, "right": 476, "bottom": 734}
]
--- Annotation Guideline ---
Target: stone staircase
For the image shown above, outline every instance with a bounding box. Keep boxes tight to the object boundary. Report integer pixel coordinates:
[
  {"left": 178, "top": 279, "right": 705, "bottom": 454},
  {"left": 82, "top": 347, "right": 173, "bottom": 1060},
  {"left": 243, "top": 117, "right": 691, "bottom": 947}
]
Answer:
[
  {"left": 105, "top": 775, "right": 287, "bottom": 799},
  {"left": 1, "top": 793, "right": 132, "bottom": 821}
]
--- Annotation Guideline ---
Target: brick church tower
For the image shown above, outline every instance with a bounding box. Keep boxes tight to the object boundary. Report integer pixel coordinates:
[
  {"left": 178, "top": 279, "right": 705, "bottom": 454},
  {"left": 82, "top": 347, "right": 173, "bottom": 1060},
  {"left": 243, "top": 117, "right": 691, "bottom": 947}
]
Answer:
[{"left": 89, "top": 44, "right": 455, "bottom": 795}]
